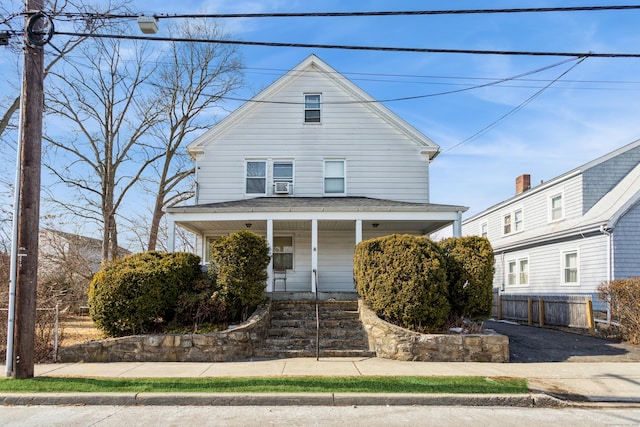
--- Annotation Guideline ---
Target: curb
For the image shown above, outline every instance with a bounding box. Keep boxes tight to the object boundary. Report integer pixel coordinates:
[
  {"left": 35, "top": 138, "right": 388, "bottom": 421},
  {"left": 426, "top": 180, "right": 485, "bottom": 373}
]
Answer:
[{"left": 0, "top": 392, "right": 567, "bottom": 407}]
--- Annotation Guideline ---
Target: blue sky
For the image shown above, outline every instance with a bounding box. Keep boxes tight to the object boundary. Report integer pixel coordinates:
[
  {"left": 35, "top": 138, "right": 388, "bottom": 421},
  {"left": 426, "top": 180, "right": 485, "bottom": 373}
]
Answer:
[
  {"left": 127, "top": 0, "right": 640, "bottom": 215},
  {"left": 3, "top": 0, "right": 640, "bottom": 247}
]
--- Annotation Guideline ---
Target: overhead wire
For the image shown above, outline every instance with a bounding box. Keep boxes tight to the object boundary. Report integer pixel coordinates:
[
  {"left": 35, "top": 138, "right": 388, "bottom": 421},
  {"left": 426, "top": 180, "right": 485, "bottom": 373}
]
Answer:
[
  {"left": 51, "top": 5, "right": 640, "bottom": 20},
  {"left": 51, "top": 31, "right": 640, "bottom": 58},
  {"left": 443, "top": 56, "right": 589, "bottom": 153}
]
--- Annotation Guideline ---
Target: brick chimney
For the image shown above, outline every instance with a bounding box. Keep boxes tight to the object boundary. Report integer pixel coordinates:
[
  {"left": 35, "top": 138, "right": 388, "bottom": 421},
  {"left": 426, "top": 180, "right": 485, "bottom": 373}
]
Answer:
[{"left": 516, "top": 174, "right": 531, "bottom": 195}]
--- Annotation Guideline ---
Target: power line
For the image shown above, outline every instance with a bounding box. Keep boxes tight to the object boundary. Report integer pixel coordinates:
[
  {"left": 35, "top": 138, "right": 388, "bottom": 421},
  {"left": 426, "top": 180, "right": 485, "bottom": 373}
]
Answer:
[
  {"left": 52, "top": 31, "right": 640, "bottom": 58},
  {"left": 443, "top": 57, "right": 588, "bottom": 153},
  {"left": 52, "top": 5, "right": 640, "bottom": 20}
]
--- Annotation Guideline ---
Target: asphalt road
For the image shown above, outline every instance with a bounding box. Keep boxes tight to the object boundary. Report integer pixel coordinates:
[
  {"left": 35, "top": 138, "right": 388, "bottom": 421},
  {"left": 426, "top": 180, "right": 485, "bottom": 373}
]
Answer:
[
  {"left": 485, "top": 319, "right": 640, "bottom": 363},
  {"left": 1, "top": 405, "right": 639, "bottom": 427}
]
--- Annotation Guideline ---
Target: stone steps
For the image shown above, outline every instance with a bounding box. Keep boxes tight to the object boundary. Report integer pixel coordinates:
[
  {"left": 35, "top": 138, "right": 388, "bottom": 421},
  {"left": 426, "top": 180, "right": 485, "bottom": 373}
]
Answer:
[{"left": 257, "top": 299, "right": 375, "bottom": 359}]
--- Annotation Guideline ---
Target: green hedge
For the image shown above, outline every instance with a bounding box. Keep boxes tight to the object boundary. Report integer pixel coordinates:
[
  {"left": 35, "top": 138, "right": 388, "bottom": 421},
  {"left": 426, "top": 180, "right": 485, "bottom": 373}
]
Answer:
[
  {"left": 354, "top": 234, "right": 450, "bottom": 331},
  {"left": 440, "top": 236, "right": 494, "bottom": 319},
  {"left": 210, "top": 230, "right": 270, "bottom": 322},
  {"left": 88, "top": 251, "right": 202, "bottom": 337}
]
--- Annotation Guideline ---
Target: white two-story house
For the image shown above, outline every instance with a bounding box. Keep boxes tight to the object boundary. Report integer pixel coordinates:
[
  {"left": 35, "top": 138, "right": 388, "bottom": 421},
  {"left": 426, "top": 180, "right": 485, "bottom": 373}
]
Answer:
[
  {"left": 462, "top": 139, "right": 640, "bottom": 300},
  {"left": 166, "top": 54, "right": 467, "bottom": 294}
]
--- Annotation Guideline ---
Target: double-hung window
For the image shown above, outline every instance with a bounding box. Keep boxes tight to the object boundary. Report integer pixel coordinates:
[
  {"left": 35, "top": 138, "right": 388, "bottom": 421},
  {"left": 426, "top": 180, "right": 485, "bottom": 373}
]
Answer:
[
  {"left": 246, "top": 160, "right": 266, "bottom": 194},
  {"left": 273, "top": 236, "right": 294, "bottom": 270},
  {"left": 273, "top": 161, "right": 293, "bottom": 183},
  {"left": 519, "top": 258, "right": 529, "bottom": 285},
  {"left": 514, "top": 209, "right": 523, "bottom": 232},
  {"left": 507, "top": 261, "right": 517, "bottom": 286},
  {"left": 480, "top": 222, "right": 488, "bottom": 238},
  {"left": 550, "top": 194, "right": 563, "bottom": 221},
  {"left": 503, "top": 208, "right": 523, "bottom": 235},
  {"left": 563, "top": 251, "right": 578, "bottom": 284},
  {"left": 324, "top": 159, "right": 345, "bottom": 194},
  {"left": 304, "top": 94, "right": 321, "bottom": 123},
  {"left": 503, "top": 215, "right": 512, "bottom": 235},
  {"left": 506, "top": 257, "right": 529, "bottom": 286}
]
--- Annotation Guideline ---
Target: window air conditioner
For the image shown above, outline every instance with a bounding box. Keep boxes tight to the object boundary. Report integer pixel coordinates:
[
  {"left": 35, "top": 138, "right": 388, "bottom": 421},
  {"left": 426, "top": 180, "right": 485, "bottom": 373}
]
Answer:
[{"left": 274, "top": 181, "right": 290, "bottom": 194}]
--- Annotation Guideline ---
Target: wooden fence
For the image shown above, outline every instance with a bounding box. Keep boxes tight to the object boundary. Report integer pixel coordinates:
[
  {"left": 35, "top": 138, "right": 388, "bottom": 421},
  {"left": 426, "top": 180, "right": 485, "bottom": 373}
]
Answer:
[{"left": 492, "top": 290, "right": 595, "bottom": 334}]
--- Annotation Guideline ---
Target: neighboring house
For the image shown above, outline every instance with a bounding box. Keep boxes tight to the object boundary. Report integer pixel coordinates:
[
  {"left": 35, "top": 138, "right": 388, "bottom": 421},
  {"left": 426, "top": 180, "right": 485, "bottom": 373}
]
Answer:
[
  {"left": 462, "top": 139, "right": 640, "bottom": 300},
  {"left": 167, "top": 54, "right": 467, "bottom": 293},
  {"left": 39, "top": 229, "right": 131, "bottom": 276}
]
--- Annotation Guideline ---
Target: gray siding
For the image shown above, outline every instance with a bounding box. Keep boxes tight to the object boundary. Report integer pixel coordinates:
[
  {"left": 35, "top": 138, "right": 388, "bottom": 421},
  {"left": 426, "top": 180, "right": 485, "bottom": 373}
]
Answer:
[
  {"left": 582, "top": 145, "right": 640, "bottom": 212},
  {"left": 613, "top": 201, "right": 640, "bottom": 279}
]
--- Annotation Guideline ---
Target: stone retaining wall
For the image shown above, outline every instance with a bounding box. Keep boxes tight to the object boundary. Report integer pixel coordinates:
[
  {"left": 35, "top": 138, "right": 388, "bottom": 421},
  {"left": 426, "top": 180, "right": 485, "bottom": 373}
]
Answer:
[
  {"left": 58, "top": 304, "right": 271, "bottom": 363},
  {"left": 359, "top": 300, "right": 509, "bottom": 362}
]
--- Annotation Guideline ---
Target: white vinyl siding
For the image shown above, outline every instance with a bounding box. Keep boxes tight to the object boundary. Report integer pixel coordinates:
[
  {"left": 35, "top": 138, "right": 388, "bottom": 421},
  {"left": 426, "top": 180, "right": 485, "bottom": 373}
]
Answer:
[
  {"left": 318, "top": 231, "right": 357, "bottom": 292},
  {"left": 193, "top": 69, "right": 431, "bottom": 204}
]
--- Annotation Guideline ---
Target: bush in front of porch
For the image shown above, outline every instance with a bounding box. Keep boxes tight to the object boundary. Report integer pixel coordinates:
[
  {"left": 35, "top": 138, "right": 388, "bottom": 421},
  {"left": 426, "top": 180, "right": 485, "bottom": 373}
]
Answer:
[
  {"left": 354, "top": 234, "right": 495, "bottom": 333},
  {"left": 354, "top": 234, "right": 450, "bottom": 332},
  {"left": 88, "top": 230, "right": 271, "bottom": 337}
]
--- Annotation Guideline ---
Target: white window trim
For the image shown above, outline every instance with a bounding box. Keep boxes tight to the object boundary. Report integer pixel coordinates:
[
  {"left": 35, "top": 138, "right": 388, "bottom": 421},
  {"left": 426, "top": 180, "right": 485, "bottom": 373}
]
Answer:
[
  {"left": 561, "top": 249, "right": 579, "bottom": 286},
  {"left": 245, "top": 159, "right": 267, "bottom": 196},
  {"left": 480, "top": 221, "right": 488, "bottom": 238},
  {"left": 505, "top": 255, "right": 530, "bottom": 287},
  {"left": 273, "top": 234, "right": 295, "bottom": 272},
  {"left": 501, "top": 205, "right": 524, "bottom": 236},
  {"left": 323, "top": 158, "right": 346, "bottom": 196},
  {"left": 549, "top": 192, "right": 564, "bottom": 223},
  {"left": 304, "top": 93, "right": 322, "bottom": 124}
]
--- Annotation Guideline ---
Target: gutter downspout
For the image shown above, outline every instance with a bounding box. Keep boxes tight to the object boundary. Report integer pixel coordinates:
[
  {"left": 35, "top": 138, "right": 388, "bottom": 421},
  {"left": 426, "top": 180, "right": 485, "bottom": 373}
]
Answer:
[{"left": 601, "top": 224, "right": 613, "bottom": 323}]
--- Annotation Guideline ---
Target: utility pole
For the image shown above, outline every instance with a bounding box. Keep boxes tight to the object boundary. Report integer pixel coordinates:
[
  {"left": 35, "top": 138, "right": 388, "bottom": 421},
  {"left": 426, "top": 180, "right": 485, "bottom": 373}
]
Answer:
[{"left": 12, "top": 0, "right": 45, "bottom": 379}]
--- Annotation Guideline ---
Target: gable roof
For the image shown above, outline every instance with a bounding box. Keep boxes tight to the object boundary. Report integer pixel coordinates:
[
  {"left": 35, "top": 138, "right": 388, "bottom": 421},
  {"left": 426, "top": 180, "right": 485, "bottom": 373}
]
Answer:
[
  {"left": 187, "top": 54, "right": 440, "bottom": 159},
  {"left": 464, "top": 138, "right": 640, "bottom": 224}
]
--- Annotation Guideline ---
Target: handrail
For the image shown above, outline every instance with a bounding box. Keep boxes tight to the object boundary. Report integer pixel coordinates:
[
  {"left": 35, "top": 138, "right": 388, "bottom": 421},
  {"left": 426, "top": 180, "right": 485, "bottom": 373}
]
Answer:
[{"left": 313, "top": 268, "right": 319, "bottom": 361}]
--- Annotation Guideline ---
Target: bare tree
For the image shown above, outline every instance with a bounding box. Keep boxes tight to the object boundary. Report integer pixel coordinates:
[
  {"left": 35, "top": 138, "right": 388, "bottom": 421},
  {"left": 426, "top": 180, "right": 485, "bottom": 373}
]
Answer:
[
  {"left": 145, "top": 20, "right": 243, "bottom": 251},
  {"left": 44, "top": 35, "right": 163, "bottom": 262},
  {"left": 0, "top": 0, "right": 131, "bottom": 250},
  {"left": 0, "top": 0, "right": 131, "bottom": 140}
]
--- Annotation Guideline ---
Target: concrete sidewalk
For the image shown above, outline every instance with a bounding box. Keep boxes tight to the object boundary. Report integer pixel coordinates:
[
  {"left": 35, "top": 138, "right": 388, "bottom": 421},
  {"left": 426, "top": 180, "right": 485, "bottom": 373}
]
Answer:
[{"left": 1, "top": 357, "right": 632, "bottom": 407}]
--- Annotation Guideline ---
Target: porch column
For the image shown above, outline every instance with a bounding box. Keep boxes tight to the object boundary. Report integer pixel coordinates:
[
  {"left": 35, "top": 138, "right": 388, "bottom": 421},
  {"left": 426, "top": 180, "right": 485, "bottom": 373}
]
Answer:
[
  {"left": 266, "top": 219, "right": 274, "bottom": 292},
  {"left": 311, "top": 219, "right": 318, "bottom": 292},
  {"left": 355, "top": 219, "right": 363, "bottom": 245},
  {"left": 167, "top": 217, "right": 175, "bottom": 252},
  {"left": 453, "top": 210, "right": 463, "bottom": 238}
]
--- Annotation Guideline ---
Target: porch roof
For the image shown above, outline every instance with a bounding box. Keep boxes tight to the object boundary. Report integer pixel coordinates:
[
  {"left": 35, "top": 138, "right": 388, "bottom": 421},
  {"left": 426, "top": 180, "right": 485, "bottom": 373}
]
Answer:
[
  {"left": 167, "top": 197, "right": 467, "bottom": 236},
  {"left": 167, "top": 196, "right": 467, "bottom": 214}
]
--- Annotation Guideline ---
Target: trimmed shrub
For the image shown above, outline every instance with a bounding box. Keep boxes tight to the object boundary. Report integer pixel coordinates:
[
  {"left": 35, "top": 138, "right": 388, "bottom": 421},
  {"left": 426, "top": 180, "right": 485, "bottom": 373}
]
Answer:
[
  {"left": 440, "top": 236, "right": 495, "bottom": 319},
  {"left": 210, "top": 230, "right": 270, "bottom": 322},
  {"left": 88, "top": 251, "right": 202, "bottom": 337},
  {"left": 354, "top": 234, "right": 450, "bottom": 331},
  {"left": 598, "top": 278, "right": 640, "bottom": 344}
]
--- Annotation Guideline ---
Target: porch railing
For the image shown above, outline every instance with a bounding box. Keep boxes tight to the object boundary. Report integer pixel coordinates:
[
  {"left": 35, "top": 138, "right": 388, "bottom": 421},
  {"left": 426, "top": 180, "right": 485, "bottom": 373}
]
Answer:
[{"left": 313, "top": 268, "right": 319, "bottom": 360}]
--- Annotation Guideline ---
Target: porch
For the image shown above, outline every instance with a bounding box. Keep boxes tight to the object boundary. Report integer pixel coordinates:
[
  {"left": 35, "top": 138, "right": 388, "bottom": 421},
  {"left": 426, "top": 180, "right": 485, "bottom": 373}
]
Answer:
[{"left": 167, "top": 197, "right": 467, "bottom": 293}]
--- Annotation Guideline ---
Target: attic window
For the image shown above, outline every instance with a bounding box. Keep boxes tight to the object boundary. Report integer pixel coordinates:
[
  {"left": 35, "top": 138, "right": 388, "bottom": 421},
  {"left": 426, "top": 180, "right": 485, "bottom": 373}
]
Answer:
[{"left": 304, "top": 94, "right": 321, "bottom": 123}]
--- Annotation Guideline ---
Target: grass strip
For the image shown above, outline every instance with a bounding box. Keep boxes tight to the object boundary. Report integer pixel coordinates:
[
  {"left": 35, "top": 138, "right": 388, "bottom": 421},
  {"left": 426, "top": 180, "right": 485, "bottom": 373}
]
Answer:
[{"left": 0, "top": 376, "right": 527, "bottom": 394}]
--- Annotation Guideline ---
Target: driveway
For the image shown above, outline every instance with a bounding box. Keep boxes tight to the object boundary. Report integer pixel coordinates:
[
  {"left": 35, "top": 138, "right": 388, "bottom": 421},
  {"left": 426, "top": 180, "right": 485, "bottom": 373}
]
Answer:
[{"left": 485, "top": 319, "right": 640, "bottom": 362}]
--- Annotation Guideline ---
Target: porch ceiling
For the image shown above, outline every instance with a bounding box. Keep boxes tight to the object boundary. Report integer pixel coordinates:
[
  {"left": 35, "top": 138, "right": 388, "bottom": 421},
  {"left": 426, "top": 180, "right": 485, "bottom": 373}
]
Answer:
[{"left": 176, "top": 219, "right": 453, "bottom": 236}]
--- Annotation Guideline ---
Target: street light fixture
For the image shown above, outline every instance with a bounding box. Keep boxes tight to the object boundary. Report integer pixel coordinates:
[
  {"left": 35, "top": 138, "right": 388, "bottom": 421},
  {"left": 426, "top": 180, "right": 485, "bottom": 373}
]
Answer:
[{"left": 137, "top": 16, "right": 158, "bottom": 34}]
